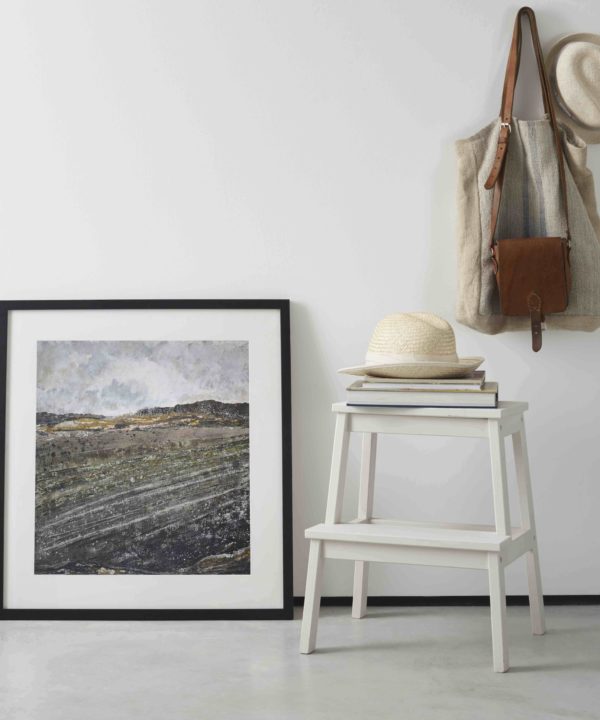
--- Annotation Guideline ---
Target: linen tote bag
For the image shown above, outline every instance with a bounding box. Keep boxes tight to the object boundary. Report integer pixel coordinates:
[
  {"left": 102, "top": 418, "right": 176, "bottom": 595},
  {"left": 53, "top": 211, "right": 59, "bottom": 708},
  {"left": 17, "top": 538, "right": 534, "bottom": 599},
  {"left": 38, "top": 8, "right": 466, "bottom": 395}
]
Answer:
[{"left": 455, "top": 7, "right": 600, "bottom": 337}]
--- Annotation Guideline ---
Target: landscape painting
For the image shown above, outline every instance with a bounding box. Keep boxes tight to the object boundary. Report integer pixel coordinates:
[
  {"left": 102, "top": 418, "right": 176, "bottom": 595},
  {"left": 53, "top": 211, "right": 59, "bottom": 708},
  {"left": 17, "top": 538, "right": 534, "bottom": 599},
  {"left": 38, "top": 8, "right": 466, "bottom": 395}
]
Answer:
[{"left": 34, "top": 340, "right": 250, "bottom": 576}]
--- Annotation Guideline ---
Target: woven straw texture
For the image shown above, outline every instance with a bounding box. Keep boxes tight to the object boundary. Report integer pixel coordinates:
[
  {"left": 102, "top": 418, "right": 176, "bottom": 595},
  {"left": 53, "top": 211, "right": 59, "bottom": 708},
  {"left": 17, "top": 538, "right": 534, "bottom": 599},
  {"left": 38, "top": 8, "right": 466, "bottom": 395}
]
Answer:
[
  {"left": 338, "top": 312, "right": 483, "bottom": 378},
  {"left": 368, "top": 313, "right": 456, "bottom": 357},
  {"left": 357, "top": 362, "right": 479, "bottom": 379},
  {"left": 546, "top": 34, "right": 600, "bottom": 145},
  {"left": 555, "top": 42, "right": 600, "bottom": 128},
  {"left": 455, "top": 118, "right": 600, "bottom": 333}
]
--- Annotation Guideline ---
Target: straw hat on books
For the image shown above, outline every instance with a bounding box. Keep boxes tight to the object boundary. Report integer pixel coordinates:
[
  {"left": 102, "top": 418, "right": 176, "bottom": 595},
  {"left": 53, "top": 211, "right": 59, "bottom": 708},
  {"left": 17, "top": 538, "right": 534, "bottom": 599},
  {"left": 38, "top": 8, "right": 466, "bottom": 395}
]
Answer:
[
  {"left": 338, "top": 312, "right": 484, "bottom": 379},
  {"left": 546, "top": 33, "right": 600, "bottom": 144}
]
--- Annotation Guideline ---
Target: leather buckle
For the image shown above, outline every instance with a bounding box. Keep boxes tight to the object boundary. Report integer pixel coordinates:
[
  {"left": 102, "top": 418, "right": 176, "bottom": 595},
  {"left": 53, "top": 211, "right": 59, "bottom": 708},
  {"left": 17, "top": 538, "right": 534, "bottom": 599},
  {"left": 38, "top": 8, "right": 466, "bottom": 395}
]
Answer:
[
  {"left": 527, "top": 292, "right": 543, "bottom": 352},
  {"left": 490, "top": 246, "right": 498, "bottom": 274},
  {"left": 500, "top": 121, "right": 511, "bottom": 134}
]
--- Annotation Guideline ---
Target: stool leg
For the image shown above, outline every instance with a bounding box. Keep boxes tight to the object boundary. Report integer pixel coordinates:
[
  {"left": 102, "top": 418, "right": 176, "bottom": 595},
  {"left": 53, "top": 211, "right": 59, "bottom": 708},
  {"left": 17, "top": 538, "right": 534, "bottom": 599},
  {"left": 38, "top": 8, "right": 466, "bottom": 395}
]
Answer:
[
  {"left": 352, "top": 433, "right": 377, "bottom": 619},
  {"left": 512, "top": 418, "right": 546, "bottom": 636},
  {"left": 324, "top": 413, "right": 350, "bottom": 524},
  {"left": 352, "top": 563, "right": 369, "bottom": 620},
  {"left": 488, "top": 421, "right": 511, "bottom": 536},
  {"left": 488, "top": 553, "right": 509, "bottom": 672},
  {"left": 301, "top": 412, "right": 349, "bottom": 654},
  {"left": 300, "top": 540, "right": 324, "bottom": 654}
]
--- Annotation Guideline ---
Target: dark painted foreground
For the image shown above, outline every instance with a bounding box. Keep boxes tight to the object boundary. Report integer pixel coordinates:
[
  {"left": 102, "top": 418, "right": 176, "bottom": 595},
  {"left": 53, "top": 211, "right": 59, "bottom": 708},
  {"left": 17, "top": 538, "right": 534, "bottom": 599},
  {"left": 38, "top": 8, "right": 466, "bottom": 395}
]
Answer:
[{"left": 35, "top": 423, "right": 250, "bottom": 575}]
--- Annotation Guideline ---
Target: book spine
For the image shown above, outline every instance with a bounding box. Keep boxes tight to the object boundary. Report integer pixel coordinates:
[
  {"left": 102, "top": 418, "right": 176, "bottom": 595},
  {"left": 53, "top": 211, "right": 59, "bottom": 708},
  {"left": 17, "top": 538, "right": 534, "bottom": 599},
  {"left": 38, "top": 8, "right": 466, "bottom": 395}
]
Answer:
[
  {"left": 347, "top": 402, "right": 497, "bottom": 409},
  {"left": 345, "top": 392, "right": 497, "bottom": 408}
]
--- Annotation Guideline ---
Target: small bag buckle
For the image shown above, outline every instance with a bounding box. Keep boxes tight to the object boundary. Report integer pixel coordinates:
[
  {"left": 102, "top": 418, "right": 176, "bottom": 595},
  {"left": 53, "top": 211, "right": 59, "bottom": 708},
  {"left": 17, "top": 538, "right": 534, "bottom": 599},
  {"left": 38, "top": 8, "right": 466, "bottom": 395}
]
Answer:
[
  {"left": 527, "top": 292, "right": 543, "bottom": 352},
  {"left": 500, "top": 121, "right": 511, "bottom": 134}
]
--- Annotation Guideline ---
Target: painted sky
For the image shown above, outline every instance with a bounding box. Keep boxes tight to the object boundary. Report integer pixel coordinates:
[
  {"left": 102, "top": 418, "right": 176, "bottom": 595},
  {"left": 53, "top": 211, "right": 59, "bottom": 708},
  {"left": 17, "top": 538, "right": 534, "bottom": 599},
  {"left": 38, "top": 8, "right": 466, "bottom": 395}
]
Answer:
[{"left": 36, "top": 341, "right": 249, "bottom": 416}]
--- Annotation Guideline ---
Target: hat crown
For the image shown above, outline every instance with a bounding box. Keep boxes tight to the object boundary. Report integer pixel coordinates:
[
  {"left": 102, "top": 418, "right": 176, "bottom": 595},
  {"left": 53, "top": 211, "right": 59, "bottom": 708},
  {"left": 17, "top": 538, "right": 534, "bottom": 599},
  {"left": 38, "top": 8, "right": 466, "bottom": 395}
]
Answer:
[
  {"left": 556, "top": 41, "right": 600, "bottom": 127},
  {"left": 367, "top": 312, "right": 457, "bottom": 359},
  {"left": 548, "top": 33, "right": 600, "bottom": 140}
]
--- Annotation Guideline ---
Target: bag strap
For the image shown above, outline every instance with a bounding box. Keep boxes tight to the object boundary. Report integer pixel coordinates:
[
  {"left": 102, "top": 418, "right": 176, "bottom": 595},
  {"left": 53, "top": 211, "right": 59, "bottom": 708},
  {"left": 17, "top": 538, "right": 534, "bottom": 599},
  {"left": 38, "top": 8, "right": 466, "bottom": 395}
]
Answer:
[{"left": 485, "top": 7, "right": 571, "bottom": 250}]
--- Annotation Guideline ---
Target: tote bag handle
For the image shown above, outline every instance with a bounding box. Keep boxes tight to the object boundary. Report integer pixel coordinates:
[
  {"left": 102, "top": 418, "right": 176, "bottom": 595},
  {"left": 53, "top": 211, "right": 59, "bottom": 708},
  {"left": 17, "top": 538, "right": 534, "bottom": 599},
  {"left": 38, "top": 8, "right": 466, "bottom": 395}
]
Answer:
[{"left": 484, "top": 6, "right": 570, "bottom": 248}]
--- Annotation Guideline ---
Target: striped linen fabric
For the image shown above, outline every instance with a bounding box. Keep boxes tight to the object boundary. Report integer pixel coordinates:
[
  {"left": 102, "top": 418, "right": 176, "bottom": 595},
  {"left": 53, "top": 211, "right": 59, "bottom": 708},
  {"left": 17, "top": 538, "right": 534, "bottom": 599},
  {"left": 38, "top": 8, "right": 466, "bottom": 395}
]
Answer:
[{"left": 455, "top": 117, "right": 600, "bottom": 333}]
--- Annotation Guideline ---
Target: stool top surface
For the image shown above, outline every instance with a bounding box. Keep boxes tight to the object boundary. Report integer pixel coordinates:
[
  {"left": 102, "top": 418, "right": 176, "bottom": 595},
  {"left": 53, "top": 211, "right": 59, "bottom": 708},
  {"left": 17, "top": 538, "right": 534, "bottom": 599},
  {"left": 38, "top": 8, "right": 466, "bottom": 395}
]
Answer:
[{"left": 332, "top": 400, "right": 528, "bottom": 419}]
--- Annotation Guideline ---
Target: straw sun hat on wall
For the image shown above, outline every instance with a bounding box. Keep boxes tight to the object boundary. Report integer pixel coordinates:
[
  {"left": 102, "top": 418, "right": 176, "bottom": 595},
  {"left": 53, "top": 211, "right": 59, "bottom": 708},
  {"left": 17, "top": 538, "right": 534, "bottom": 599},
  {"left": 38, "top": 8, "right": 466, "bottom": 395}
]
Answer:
[
  {"left": 546, "top": 33, "right": 600, "bottom": 144},
  {"left": 338, "top": 312, "right": 484, "bottom": 379}
]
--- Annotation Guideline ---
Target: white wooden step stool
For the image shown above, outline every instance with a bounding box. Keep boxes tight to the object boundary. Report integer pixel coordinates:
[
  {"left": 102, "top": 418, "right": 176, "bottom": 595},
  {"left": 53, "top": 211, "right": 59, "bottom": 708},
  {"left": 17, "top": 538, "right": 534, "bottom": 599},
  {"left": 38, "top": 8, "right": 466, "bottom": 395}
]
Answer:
[{"left": 300, "top": 401, "right": 545, "bottom": 672}]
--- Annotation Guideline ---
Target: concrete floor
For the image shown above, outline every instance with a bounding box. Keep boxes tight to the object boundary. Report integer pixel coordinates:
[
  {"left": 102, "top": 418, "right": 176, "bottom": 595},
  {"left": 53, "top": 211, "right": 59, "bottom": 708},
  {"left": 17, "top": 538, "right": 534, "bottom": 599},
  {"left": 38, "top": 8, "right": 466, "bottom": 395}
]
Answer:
[{"left": 0, "top": 606, "right": 598, "bottom": 720}]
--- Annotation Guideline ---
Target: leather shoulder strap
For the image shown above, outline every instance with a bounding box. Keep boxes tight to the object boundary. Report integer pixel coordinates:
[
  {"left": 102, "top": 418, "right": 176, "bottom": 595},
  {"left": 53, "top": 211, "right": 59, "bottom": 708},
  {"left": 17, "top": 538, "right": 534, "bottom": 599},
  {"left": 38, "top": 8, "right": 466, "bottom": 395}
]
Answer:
[{"left": 486, "top": 7, "right": 570, "bottom": 248}]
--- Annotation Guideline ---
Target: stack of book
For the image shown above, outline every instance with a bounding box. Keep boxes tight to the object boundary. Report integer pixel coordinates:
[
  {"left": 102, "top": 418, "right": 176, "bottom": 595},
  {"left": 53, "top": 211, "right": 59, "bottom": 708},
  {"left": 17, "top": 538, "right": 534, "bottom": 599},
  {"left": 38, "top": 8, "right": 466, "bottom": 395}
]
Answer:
[{"left": 346, "top": 371, "right": 498, "bottom": 408}]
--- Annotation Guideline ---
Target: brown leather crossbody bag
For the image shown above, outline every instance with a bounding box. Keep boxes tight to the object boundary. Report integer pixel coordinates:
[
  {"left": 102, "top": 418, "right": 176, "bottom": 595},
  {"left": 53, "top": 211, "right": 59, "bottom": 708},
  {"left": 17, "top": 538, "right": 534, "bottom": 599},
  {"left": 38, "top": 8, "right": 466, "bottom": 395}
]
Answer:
[{"left": 485, "top": 7, "right": 571, "bottom": 352}]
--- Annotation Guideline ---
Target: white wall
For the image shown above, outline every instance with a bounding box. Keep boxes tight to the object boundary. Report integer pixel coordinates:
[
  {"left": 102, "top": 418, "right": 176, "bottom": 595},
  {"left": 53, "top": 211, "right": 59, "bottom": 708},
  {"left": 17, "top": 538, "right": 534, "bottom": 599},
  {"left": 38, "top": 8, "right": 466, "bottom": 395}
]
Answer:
[{"left": 1, "top": 0, "right": 599, "bottom": 597}]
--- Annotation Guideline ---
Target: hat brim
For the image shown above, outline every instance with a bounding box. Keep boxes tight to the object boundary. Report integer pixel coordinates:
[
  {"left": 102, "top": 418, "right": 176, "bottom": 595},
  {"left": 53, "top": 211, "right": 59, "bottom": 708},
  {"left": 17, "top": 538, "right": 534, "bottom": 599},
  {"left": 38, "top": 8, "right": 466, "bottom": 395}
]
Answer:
[
  {"left": 546, "top": 33, "right": 600, "bottom": 145},
  {"left": 338, "top": 356, "right": 484, "bottom": 379}
]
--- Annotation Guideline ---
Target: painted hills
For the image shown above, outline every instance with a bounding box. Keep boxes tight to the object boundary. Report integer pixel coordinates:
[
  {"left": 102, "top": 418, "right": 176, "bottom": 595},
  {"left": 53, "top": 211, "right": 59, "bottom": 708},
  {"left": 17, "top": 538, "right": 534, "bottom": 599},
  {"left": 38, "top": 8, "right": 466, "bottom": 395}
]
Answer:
[{"left": 36, "top": 399, "right": 249, "bottom": 432}]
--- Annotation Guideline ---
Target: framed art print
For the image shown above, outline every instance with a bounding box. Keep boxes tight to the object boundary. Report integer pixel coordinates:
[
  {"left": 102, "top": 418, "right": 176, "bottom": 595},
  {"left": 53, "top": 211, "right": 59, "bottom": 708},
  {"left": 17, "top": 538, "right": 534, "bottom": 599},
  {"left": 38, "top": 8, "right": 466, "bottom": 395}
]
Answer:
[{"left": 0, "top": 300, "right": 292, "bottom": 619}]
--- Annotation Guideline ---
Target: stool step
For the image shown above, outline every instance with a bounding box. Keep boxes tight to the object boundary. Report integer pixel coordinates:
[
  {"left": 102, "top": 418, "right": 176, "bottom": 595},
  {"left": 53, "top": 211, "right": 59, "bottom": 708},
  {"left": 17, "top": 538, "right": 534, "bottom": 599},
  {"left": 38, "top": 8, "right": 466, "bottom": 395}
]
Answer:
[{"left": 306, "top": 520, "right": 530, "bottom": 553}]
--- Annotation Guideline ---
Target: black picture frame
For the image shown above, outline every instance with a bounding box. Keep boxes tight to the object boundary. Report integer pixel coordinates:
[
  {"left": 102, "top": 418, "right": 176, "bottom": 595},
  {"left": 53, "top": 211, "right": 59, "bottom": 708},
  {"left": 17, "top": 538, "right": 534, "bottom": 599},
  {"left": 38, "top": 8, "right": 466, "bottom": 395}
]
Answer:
[{"left": 0, "top": 299, "right": 293, "bottom": 620}]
